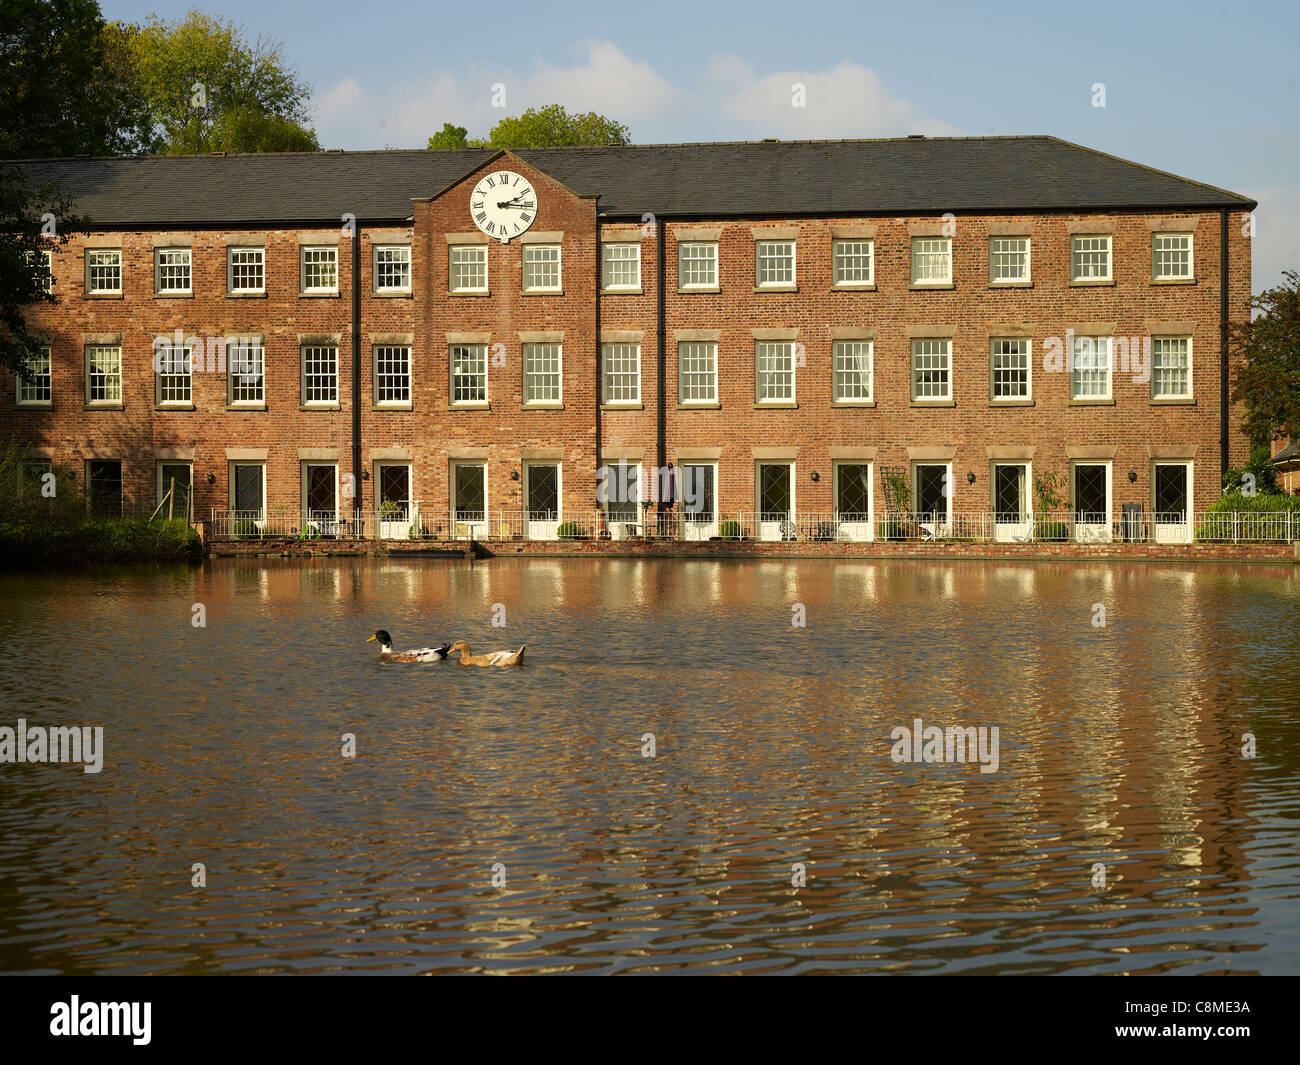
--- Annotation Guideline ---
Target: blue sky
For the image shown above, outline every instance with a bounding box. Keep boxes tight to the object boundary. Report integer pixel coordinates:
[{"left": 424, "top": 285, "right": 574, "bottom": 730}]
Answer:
[{"left": 105, "top": 0, "right": 1299, "bottom": 288}]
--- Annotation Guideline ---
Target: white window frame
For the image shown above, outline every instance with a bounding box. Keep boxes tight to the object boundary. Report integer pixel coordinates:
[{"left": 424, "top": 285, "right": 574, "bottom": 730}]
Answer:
[
  {"left": 85, "top": 248, "right": 122, "bottom": 294},
  {"left": 374, "top": 245, "right": 411, "bottom": 293},
  {"left": 300, "top": 246, "right": 339, "bottom": 294},
  {"left": 601, "top": 242, "right": 641, "bottom": 291},
  {"left": 1071, "top": 234, "right": 1112, "bottom": 282},
  {"left": 910, "top": 237, "right": 952, "bottom": 286},
  {"left": 227, "top": 247, "right": 265, "bottom": 294},
  {"left": 832, "top": 459, "right": 875, "bottom": 538},
  {"left": 85, "top": 344, "right": 122, "bottom": 406},
  {"left": 989, "top": 236, "right": 1031, "bottom": 284},
  {"left": 678, "top": 341, "right": 718, "bottom": 404},
  {"left": 1070, "top": 459, "right": 1113, "bottom": 542},
  {"left": 1071, "top": 335, "right": 1113, "bottom": 401},
  {"left": 679, "top": 461, "right": 718, "bottom": 528},
  {"left": 755, "top": 240, "right": 795, "bottom": 288},
  {"left": 37, "top": 249, "right": 54, "bottom": 292},
  {"left": 450, "top": 343, "right": 488, "bottom": 407},
  {"left": 154, "top": 339, "right": 194, "bottom": 406},
  {"left": 301, "top": 344, "right": 339, "bottom": 406},
  {"left": 522, "top": 343, "right": 562, "bottom": 406},
  {"left": 911, "top": 338, "right": 952, "bottom": 401},
  {"left": 156, "top": 460, "right": 193, "bottom": 514},
  {"left": 755, "top": 340, "right": 795, "bottom": 404},
  {"left": 16, "top": 344, "right": 52, "bottom": 407},
  {"left": 373, "top": 344, "right": 411, "bottom": 407},
  {"left": 601, "top": 342, "right": 641, "bottom": 406},
  {"left": 227, "top": 338, "right": 265, "bottom": 407},
  {"left": 449, "top": 245, "right": 488, "bottom": 293},
  {"left": 832, "top": 339, "right": 873, "bottom": 404},
  {"left": 1151, "top": 336, "right": 1193, "bottom": 400},
  {"left": 911, "top": 460, "right": 954, "bottom": 525},
  {"left": 229, "top": 461, "right": 267, "bottom": 518},
  {"left": 678, "top": 242, "right": 718, "bottom": 290},
  {"left": 990, "top": 337, "right": 1032, "bottom": 401},
  {"left": 522, "top": 244, "right": 562, "bottom": 293},
  {"left": 832, "top": 239, "right": 874, "bottom": 288},
  {"left": 1152, "top": 232, "right": 1194, "bottom": 282},
  {"left": 301, "top": 461, "right": 341, "bottom": 525},
  {"left": 154, "top": 247, "right": 192, "bottom": 294}
]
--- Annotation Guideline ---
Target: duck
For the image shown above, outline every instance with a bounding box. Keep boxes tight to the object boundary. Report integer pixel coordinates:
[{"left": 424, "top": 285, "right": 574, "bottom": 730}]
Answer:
[
  {"left": 366, "top": 630, "right": 452, "bottom": 663},
  {"left": 447, "top": 639, "right": 526, "bottom": 667}
]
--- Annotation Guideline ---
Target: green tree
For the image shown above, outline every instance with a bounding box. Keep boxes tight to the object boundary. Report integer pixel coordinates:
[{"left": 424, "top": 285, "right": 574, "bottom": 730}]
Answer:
[
  {"left": 1231, "top": 270, "right": 1300, "bottom": 450},
  {"left": 488, "top": 105, "right": 630, "bottom": 148},
  {"left": 115, "top": 9, "right": 318, "bottom": 154},
  {"left": 0, "top": 174, "right": 87, "bottom": 374},
  {"left": 0, "top": 0, "right": 150, "bottom": 158},
  {"left": 427, "top": 123, "right": 470, "bottom": 150}
]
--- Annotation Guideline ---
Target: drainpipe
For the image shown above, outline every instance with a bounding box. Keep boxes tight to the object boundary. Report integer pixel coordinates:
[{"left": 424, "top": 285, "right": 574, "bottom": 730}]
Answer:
[
  {"left": 594, "top": 212, "right": 602, "bottom": 512},
  {"left": 353, "top": 226, "right": 363, "bottom": 515},
  {"left": 1220, "top": 207, "right": 1230, "bottom": 486},
  {"left": 656, "top": 216, "right": 666, "bottom": 484}
]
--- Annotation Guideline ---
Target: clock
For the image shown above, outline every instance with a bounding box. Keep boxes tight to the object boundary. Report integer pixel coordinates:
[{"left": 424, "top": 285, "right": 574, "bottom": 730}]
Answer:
[{"left": 470, "top": 170, "right": 536, "bottom": 243}]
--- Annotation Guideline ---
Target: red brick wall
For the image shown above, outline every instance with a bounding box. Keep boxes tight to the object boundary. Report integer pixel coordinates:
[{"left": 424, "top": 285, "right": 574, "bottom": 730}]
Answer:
[{"left": 0, "top": 153, "right": 1252, "bottom": 529}]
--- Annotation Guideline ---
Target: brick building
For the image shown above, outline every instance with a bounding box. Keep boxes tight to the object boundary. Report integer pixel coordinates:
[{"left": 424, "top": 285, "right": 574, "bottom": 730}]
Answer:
[{"left": 3, "top": 136, "right": 1255, "bottom": 543}]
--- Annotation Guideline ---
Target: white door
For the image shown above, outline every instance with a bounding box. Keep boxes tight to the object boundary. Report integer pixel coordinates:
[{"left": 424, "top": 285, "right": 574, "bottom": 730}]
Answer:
[
  {"left": 1072, "top": 462, "right": 1112, "bottom": 542},
  {"left": 1153, "top": 461, "right": 1192, "bottom": 544},
  {"left": 679, "top": 463, "right": 717, "bottom": 540},
  {"left": 834, "top": 462, "right": 873, "bottom": 542},
  {"left": 757, "top": 462, "right": 793, "bottom": 542},
  {"left": 451, "top": 462, "right": 487, "bottom": 539},
  {"left": 913, "top": 463, "right": 952, "bottom": 540},
  {"left": 303, "top": 463, "right": 339, "bottom": 537},
  {"left": 375, "top": 463, "right": 411, "bottom": 540},
  {"left": 993, "top": 463, "right": 1032, "bottom": 542},
  {"left": 525, "top": 462, "right": 561, "bottom": 540}
]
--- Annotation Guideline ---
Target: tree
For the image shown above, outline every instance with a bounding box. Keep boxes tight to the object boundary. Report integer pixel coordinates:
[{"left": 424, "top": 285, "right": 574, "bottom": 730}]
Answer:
[
  {"left": 488, "top": 105, "right": 629, "bottom": 148},
  {"left": 113, "top": 10, "right": 318, "bottom": 154},
  {"left": 0, "top": 0, "right": 151, "bottom": 158},
  {"left": 427, "top": 123, "right": 470, "bottom": 150},
  {"left": 1231, "top": 270, "right": 1300, "bottom": 452},
  {"left": 428, "top": 106, "right": 630, "bottom": 151},
  {"left": 0, "top": 173, "right": 86, "bottom": 375}
]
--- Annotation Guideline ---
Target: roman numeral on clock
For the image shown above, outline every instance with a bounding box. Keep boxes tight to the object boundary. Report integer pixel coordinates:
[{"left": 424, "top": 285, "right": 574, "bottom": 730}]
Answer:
[{"left": 475, "top": 211, "right": 486, "bottom": 223}]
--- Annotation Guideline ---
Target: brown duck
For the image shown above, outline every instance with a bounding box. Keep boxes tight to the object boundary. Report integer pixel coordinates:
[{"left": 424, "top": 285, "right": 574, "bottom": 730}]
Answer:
[{"left": 448, "top": 639, "right": 526, "bottom": 667}]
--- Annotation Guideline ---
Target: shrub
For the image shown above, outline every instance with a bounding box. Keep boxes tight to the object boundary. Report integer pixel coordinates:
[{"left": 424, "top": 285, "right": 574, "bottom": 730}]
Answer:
[
  {"left": 1196, "top": 488, "right": 1300, "bottom": 541},
  {"left": 876, "top": 518, "right": 910, "bottom": 541},
  {"left": 1034, "top": 516, "right": 1069, "bottom": 542},
  {"left": 717, "top": 519, "right": 742, "bottom": 540},
  {"left": 556, "top": 521, "right": 586, "bottom": 539},
  {"left": 233, "top": 519, "right": 260, "bottom": 539}
]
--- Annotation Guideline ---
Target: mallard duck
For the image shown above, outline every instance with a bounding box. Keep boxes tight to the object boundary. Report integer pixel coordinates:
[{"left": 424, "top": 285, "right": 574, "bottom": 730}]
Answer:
[
  {"left": 448, "top": 639, "right": 526, "bottom": 667},
  {"left": 366, "top": 630, "right": 452, "bottom": 662}
]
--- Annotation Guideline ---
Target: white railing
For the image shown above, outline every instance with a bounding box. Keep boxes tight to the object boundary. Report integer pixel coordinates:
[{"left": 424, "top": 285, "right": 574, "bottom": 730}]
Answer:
[{"left": 208, "top": 506, "right": 1300, "bottom": 545}]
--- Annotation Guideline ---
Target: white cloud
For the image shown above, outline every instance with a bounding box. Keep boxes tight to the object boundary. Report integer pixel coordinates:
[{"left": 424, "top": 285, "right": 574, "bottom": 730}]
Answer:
[
  {"left": 704, "top": 56, "right": 960, "bottom": 139},
  {"left": 310, "top": 43, "right": 955, "bottom": 149}
]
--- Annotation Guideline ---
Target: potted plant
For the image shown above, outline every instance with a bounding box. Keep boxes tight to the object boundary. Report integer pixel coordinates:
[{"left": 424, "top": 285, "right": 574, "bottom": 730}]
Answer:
[{"left": 557, "top": 520, "right": 586, "bottom": 540}]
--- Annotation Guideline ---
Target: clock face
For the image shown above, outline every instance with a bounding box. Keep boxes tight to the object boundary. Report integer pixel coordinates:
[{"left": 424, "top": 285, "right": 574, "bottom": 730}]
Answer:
[{"left": 470, "top": 170, "right": 536, "bottom": 242}]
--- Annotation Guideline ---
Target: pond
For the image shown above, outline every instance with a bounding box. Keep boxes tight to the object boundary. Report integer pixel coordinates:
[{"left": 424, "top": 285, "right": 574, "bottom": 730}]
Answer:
[{"left": 1, "top": 557, "right": 1297, "bottom": 974}]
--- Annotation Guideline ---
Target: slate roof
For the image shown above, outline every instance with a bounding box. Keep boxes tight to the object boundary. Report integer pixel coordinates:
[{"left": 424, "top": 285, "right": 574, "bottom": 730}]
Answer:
[
  {"left": 6, "top": 136, "right": 1255, "bottom": 229},
  {"left": 1271, "top": 439, "right": 1300, "bottom": 465}
]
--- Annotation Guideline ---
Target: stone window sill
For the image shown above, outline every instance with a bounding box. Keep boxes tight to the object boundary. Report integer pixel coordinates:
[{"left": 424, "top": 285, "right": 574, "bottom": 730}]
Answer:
[
  {"left": 1151, "top": 278, "right": 1196, "bottom": 286},
  {"left": 300, "top": 404, "right": 341, "bottom": 411},
  {"left": 677, "top": 402, "right": 720, "bottom": 409},
  {"left": 226, "top": 404, "right": 267, "bottom": 411},
  {"left": 601, "top": 287, "right": 644, "bottom": 295},
  {"left": 373, "top": 290, "right": 413, "bottom": 299},
  {"left": 154, "top": 404, "right": 195, "bottom": 411},
  {"left": 227, "top": 291, "right": 267, "bottom": 298},
  {"left": 373, "top": 404, "right": 413, "bottom": 411},
  {"left": 16, "top": 402, "right": 53, "bottom": 410},
  {"left": 522, "top": 403, "right": 564, "bottom": 410},
  {"left": 84, "top": 292, "right": 123, "bottom": 299},
  {"left": 991, "top": 398, "right": 1035, "bottom": 406},
  {"left": 300, "top": 291, "right": 340, "bottom": 298},
  {"left": 601, "top": 403, "right": 644, "bottom": 410},
  {"left": 1150, "top": 397, "right": 1195, "bottom": 405},
  {"left": 910, "top": 399, "right": 956, "bottom": 407},
  {"left": 84, "top": 403, "right": 124, "bottom": 410},
  {"left": 448, "top": 403, "right": 490, "bottom": 411},
  {"left": 677, "top": 286, "right": 720, "bottom": 295},
  {"left": 989, "top": 280, "right": 1033, "bottom": 288},
  {"left": 1069, "top": 278, "right": 1114, "bottom": 287},
  {"left": 521, "top": 289, "right": 563, "bottom": 297},
  {"left": 154, "top": 291, "right": 194, "bottom": 299},
  {"left": 832, "top": 283, "right": 876, "bottom": 292},
  {"left": 1068, "top": 398, "right": 1116, "bottom": 406},
  {"left": 754, "top": 285, "right": 797, "bottom": 293},
  {"left": 909, "top": 282, "right": 954, "bottom": 291},
  {"left": 832, "top": 400, "right": 876, "bottom": 408},
  {"left": 449, "top": 290, "right": 490, "bottom": 297},
  {"left": 754, "top": 401, "right": 798, "bottom": 409}
]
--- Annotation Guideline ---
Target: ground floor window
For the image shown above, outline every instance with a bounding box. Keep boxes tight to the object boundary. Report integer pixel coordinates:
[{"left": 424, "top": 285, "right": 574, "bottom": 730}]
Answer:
[
  {"left": 913, "top": 463, "right": 951, "bottom": 520},
  {"left": 603, "top": 460, "right": 640, "bottom": 522},
  {"left": 1071, "top": 461, "right": 1112, "bottom": 541},
  {"left": 835, "top": 463, "right": 872, "bottom": 520},
  {"left": 993, "top": 463, "right": 1029, "bottom": 523},
  {"left": 680, "top": 463, "right": 716, "bottom": 525},
  {"left": 525, "top": 463, "right": 560, "bottom": 521},
  {"left": 87, "top": 460, "right": 122, "bottom": 517},
  {"left": 157, "top": 462, "right": 192, "bottom": 519},
  {"left": 452, "top": 463, "right": 486, "bottom": 523},
  {"left": 303, "top": 463, "right": 338, "bottom": 523},
  {"left": 376, "top": 464, "right": 410, "bottom": 519},
  {"left": 231, "top": 463, "right": 265, "bottom": 519}
]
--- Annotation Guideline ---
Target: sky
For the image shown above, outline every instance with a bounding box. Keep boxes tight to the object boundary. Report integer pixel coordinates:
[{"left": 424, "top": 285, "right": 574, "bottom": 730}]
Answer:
[{"left": 104, "top": 0, "right": 1300, "bottom": 289}]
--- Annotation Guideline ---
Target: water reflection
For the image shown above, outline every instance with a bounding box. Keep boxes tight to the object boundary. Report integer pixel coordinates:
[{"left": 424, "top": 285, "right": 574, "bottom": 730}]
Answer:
[{"left": 0, "top": 557, "right": 1296, "bottom": 974}]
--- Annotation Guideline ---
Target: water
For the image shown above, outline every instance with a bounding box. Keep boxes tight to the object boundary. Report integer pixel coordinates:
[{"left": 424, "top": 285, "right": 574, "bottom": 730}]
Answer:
[{"left": 1, "top": 557, "right": 1297, "bottom": 974}]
